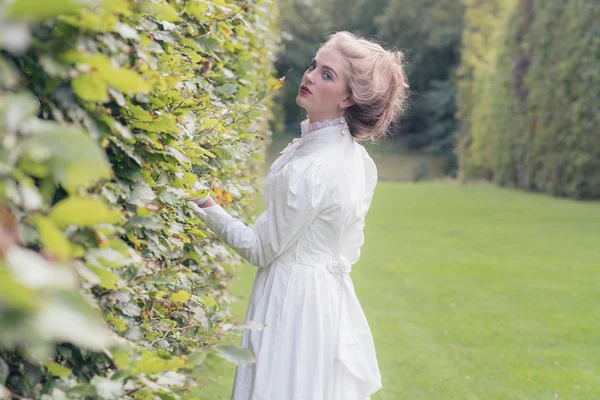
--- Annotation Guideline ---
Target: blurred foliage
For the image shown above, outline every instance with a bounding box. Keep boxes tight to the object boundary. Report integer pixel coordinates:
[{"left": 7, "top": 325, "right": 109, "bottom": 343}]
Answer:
[
  {"left": 455, "top": 0, "right": 516, "bottom": 180},
  {"left": 275, "top": 0, "right": 464, "bottom": 166},
  {"left": 0, "top": 0, "right": 280, "bottom": 398},
  {"left": 456, "top": 0, "right": 600, "bottom": 199}
]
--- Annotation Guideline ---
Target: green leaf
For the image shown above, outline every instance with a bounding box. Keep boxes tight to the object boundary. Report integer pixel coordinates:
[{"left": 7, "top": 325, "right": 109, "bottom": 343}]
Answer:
[
  {"left": 7, "top": 0, "right": 84, "bottom": 21},
  {"left": 131, "top": 350, "right": 187, "bottom": 375},
  {"left": 129, "top": 181, "right": 156, "bottom": 207},
  {"left": 36, "top": 296, "right": 114, "bottom": 351},
  {"left": 170, "top": 290, "right": 191, "bottom": 304},
  {"left": 215, "top": 344, "right": 255, "bottom": 366},
  {"left": 100, "top": 67, "right": 151, "bottom": 94},
  {"left": 88, "top": 264, "right": 120, "bottom": 289},
  {"left": 0, "top": 268, "right": 36, "bottom": 310},
  {"left": 58, "top": 10, "right": 118, "bottom": 32},
  {"left": 200, "top": 295, "right": 218, "bottom": 309},
  {"left": 146, "top": 2, "right": 180, "bottom": 22},
  {"left": 105, "top": 313, "right": 127, "bottom": 331},
  {"left": 108, "top": 346, "right": 131, "bottom": 370},
  {"left": 67, "top": 384, "right": 97, "bottom": 397},
  {"left": 131, "top": 115, "right": 178, "bottom": 134},
  {"left": 49, "top": 197, "right": 121, "bottom": 227},
  {"left": 4, "top": 91, "right": 39, "bottom": 132},
  {"left": 91, "top": 376, "right": 124, "bottom": 399},
  {"left": 184, "top": 2, "right": 210, "bottom": 21},
  {"left": 45, "top": 361, "right": 72, "bottom": 377},
  {"left": 5, "top": 246, "right": 78, "bottom": 289},
  {"left": 72, "top": 72, "right": 109, "bottom": 102},
  {"left": 32, "top": 126, "right": 113, "bottom": 192},
  {"left": 35, "top": 216, "right": 72, "bottom": 261}
]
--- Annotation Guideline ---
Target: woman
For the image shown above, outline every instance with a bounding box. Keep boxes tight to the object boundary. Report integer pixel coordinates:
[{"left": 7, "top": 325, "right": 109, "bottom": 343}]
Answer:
[{"left": 191, "top": 31, "right": 408, "bottom": 400}]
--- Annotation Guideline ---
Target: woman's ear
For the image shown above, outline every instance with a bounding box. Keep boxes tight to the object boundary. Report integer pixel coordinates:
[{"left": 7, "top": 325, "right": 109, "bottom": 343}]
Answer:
[{"left": 340, "top": 95, "right": 355, "bottom": 109}]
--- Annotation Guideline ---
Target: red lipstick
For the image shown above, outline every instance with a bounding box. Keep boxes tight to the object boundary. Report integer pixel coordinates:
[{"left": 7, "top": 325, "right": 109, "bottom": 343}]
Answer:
[{"left": 300, "top": 85, "right": 312, "bottom": 94}]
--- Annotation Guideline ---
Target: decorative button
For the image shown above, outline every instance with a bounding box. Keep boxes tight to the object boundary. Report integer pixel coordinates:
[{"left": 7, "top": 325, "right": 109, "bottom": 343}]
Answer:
[{"left": 326, "top": 255, "right": 352, "bottom": 277}]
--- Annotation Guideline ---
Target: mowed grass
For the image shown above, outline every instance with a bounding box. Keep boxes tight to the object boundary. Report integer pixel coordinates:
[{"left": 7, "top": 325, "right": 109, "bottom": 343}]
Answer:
[{"left": 195, "top": 182, "right": 600, "bottom": 400}]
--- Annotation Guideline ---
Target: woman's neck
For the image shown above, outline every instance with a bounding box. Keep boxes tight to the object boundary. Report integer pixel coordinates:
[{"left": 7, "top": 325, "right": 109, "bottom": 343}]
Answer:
[{"left": 306, "top": 112, "right": 344, "bottom": 124}]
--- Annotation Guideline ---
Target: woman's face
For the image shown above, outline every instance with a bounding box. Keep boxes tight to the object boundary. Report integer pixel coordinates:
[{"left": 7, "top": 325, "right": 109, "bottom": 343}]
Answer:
[{"left": 296, "top": 46, "right": 354, "bottom": 122}]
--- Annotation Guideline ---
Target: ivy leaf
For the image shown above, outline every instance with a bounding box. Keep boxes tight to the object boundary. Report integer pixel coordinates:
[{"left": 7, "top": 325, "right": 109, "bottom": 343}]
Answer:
[
  {"left": 72, "top": 72, "right": 109, "bottom": 102},
  {"left": 215, "top": 344, "right": 255, "bottom": 366},
  {"left": 49, "top": 197, "right": 121, "bottom": 227},
  {"left": 45, "top": 361, "right": 72, "bottom": 377}
]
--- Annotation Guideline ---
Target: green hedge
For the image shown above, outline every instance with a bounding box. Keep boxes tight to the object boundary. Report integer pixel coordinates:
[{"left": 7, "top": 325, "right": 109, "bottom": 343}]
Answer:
[
  {"left": 0, "top": 0, "right": 279, "bottom": 398},
  {"left": 455, "top": 0, "right": 516, "bottom": 180},
  {"left": 456, "top": 0, "right": 600, "bottom": 199}
]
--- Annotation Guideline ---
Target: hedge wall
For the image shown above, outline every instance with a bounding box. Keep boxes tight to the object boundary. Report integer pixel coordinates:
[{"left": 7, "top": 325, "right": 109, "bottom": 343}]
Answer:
[
  {"left": 455, "top": 0, "right": 516, "bottom": 180},
  {"left": 0, "top": 0, "right": 279, "bottom": 398},
  {"left": 456, "top": 0, "right": 600, "bottom": 199}
]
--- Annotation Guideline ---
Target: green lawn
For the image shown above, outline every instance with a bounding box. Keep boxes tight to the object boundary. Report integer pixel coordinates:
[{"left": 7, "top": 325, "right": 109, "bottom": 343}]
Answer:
[{"left": 194, "top": 182, "right": 600, "bottom": 400}]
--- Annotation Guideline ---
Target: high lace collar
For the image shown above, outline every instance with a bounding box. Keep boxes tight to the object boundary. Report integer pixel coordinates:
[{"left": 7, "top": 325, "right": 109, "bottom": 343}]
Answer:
[
  {"left": 300, "top": 116, "right": 346, "bottom": 137},
  {"left": 268, "top": 116, "right": 352, "bottom": 175}
]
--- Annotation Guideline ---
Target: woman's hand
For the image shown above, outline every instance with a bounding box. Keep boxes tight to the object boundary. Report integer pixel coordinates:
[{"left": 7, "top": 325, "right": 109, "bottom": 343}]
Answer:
[
  {"left": 199, "top": 196, "right": 217, "bottom": 208},
  {"left": 189, "top": 195, "right": 217, "bottom": 208}
]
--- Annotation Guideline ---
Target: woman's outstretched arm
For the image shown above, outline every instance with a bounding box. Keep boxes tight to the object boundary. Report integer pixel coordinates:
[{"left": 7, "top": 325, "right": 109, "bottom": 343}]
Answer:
[{"left": 190, "top": 161, "right": 328, "bottom": 268}]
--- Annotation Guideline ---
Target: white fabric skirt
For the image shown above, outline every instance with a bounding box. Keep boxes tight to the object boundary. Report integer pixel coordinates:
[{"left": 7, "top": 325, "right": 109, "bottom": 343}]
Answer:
[{"left": 230, "top": 260, "right": 372, "bottom": 400}]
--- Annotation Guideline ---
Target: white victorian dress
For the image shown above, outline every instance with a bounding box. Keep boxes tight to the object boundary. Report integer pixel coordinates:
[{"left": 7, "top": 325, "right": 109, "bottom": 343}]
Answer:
[{"left": 194, "top": 117, "right": 382, "bottom": 400}]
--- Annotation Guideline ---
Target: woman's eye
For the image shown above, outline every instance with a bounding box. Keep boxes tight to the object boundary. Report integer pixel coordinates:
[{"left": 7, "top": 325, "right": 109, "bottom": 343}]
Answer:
[{"left": 324, "top": 72, "right": 332, "bottom": 80}]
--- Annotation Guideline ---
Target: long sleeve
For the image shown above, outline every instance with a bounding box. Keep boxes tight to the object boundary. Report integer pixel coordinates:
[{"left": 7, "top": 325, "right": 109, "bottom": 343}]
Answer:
[
  {"left": 341, "top": 145, "right": 378, "bottom": 265},
  {"left": 193, "top": 160, "right": 328, "bottom": 268}
]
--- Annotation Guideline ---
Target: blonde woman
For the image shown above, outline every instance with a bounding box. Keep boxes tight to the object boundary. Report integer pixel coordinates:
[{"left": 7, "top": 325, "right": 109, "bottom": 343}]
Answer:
[{"left": 191, "top": 31, "right": 408, "bottom": 400}]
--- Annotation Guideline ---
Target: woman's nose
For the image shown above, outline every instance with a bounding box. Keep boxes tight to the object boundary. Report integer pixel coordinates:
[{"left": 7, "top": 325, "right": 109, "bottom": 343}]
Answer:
[{"left": 304, "top": 70, "right": 315, "bottom": 84}]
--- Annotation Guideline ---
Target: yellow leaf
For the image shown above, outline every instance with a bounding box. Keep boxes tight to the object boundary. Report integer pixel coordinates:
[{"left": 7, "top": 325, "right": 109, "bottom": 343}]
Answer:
[
  {"left": 45, "top": 362, "right": 72, "bottom": 377},
  {"left": 35, "top": 216, "right": 72, "bottom": 261},
  {"left": 106, "top": 313, "right": 127, "bottom": 331},
  {"left": 49, "top": 197, "right": 121, "bottom": 227},
  {"left": 200, "top": 295, "right": 218, "bottom": 309},
  {"left": 272, "top": 78, "right": 285, "bottom": 90},
  {"left": 171, "top": 290, "right": 191, "bottom": 303}
]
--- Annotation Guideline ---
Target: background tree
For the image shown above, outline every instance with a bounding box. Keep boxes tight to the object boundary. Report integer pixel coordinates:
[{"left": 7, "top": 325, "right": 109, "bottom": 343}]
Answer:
[
  {"left": 456, "top": 0, "right": 600, "bottom": 199},
  {"left": 275, "top": 0, "right": 464, "bottom": 173}
]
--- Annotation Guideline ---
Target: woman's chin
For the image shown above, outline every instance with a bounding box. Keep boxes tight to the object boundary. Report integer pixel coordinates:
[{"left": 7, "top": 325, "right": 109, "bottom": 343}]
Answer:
[{"left": 295, "top": 94, "right": 310, "bottom": 109}]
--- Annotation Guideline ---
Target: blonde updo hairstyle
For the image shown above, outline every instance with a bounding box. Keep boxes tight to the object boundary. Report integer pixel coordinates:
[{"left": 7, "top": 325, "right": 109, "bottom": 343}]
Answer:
[{"left": 319, "top": 31, "right": 409, "bottom": 142}]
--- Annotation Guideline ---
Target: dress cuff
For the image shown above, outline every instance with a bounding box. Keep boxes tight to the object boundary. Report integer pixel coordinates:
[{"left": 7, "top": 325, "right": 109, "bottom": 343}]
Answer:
[{"left": 193, "top": 203, "right": 230, "bottom": 235}]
